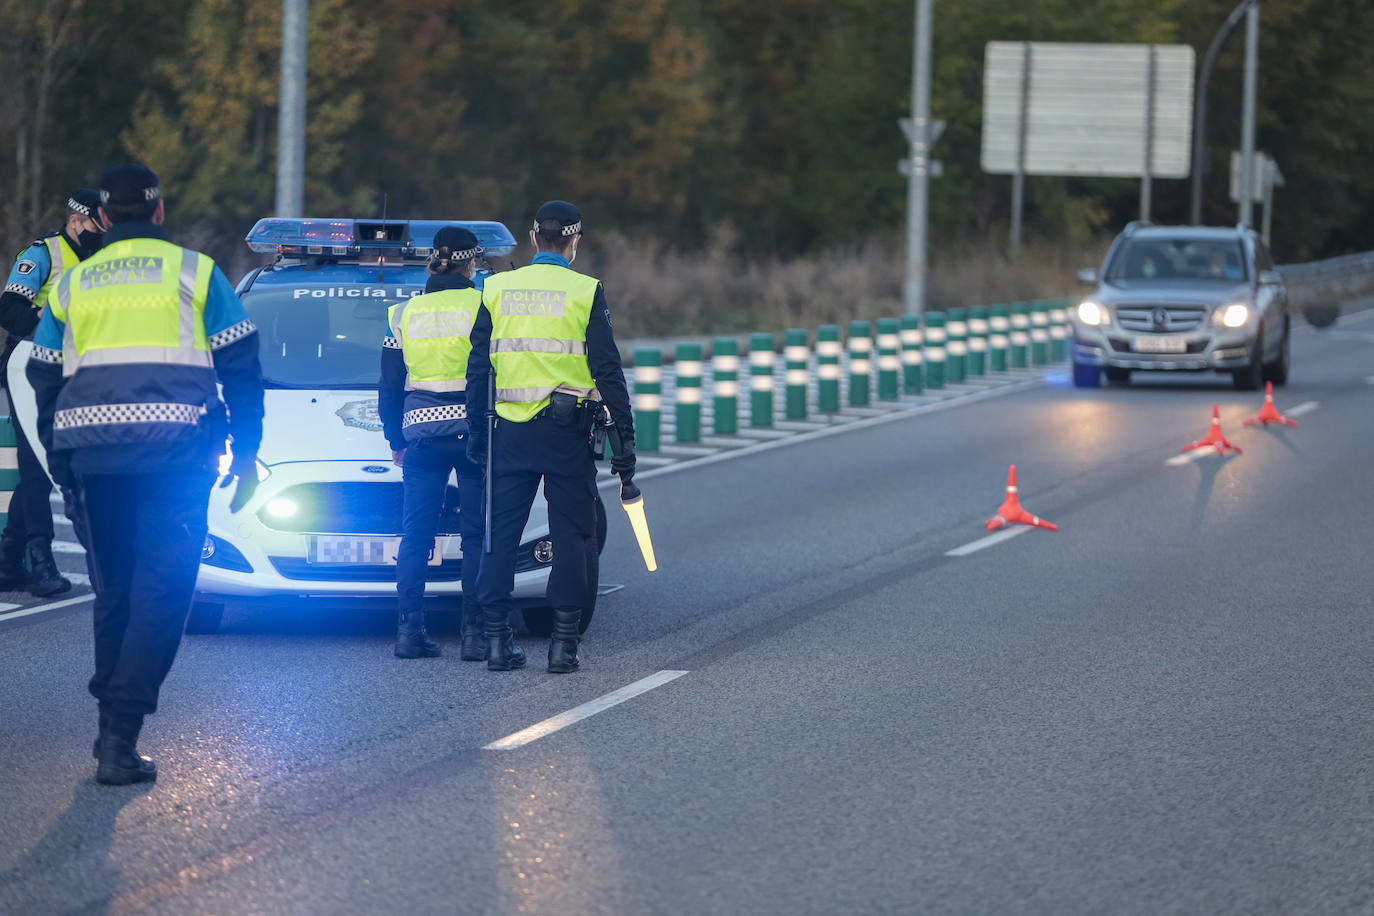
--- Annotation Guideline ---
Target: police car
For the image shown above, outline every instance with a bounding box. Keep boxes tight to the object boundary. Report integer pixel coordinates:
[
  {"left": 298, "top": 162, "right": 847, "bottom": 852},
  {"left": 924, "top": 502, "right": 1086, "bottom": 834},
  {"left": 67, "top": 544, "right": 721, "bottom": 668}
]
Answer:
[{"left": 8, "top": 217, "right": 606, "bottom": 634}]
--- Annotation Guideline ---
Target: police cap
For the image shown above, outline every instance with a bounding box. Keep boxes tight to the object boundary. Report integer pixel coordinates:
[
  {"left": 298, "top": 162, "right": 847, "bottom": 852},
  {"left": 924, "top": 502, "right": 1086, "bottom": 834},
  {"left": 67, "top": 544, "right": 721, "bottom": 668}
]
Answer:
[
  {"left": 99, "top": 163, "right": 161, "bottom": 216},
  {"left": 431, "top": 225, "right": 482, "bottom": 261},
  {"left": 533, "top": 200, "right": 582, "bottom": 238},
  {"left": 66, "top": 188, "right": 101, "bottom": 218}
]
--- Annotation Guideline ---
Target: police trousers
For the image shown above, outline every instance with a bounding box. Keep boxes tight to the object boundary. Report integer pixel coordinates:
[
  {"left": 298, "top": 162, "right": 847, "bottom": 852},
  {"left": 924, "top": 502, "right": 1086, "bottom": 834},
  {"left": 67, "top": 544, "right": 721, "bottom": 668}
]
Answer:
[
  {"left": 397, "top": 434, "right": 483, "bottom": 623},
  {"left": 81, "top": 469, "right": 213, "bottom": 717},
  {"left": 475, "top": 416, "right": 597, "bottom": 632},
  {"left": 3, "top": 386, "right": 54, "bottom": 542}
]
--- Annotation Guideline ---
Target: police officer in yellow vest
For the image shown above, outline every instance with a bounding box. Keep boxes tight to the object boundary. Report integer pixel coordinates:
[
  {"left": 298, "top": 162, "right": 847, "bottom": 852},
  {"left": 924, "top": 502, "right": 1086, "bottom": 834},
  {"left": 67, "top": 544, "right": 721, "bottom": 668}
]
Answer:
[
  {"left": 465, "top": 201, "right": 635, "bottom": 673},
  {"left": 0, "top": 188, "right": 109, "bottom": 596},
  {"left": 27, "top": 163, "right": 265, "bottom": 786},
  {"left": 379, "top": 226, "right": 488, "bottom": 660}
]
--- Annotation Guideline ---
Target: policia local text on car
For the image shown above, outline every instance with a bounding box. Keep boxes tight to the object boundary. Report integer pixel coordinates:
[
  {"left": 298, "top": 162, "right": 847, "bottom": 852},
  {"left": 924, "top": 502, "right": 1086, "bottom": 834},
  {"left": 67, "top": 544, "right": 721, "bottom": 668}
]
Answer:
[
  {"left": 0, "top": 187, "right": 109, "bottom": 597},
  {"left": 378, "top": 225, "right": 488, "bottom": 661},
  {"left": 466, "top": 201, "right": 635, "bottom": 674},
  {"left": 27, "top": 163, "right": 265, "bottom": 786}
]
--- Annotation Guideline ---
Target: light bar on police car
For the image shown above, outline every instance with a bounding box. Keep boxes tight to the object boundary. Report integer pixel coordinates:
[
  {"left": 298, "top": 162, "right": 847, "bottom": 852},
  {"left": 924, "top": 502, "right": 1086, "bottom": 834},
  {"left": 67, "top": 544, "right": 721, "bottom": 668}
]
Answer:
[{"left": 245, "top": 218, "right": 517, "bottom": 260}]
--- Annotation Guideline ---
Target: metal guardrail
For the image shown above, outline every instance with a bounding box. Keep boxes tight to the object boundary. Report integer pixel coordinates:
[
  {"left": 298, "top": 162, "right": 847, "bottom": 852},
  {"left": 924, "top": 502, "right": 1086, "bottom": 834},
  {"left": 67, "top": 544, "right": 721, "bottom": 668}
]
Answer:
[{"left": 1278, "top": 250, "right": 1374, "bottom": 325}]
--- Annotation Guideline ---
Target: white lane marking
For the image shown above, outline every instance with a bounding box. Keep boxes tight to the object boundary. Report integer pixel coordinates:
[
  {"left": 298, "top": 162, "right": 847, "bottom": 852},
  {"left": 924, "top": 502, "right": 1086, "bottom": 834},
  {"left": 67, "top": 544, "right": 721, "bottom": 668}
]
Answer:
[
  {"left": 0, "top": 602, "right": 19, "bottom": 612},
  {"left": 51, "top": 539, "right": 85, "bottom": 554},
  {"left": 1167, "top": 446, "right": 1218, "bottom": 466},
  {"left": 484, "top": 670, "right": 689, "bottom": 751},
  {"left": 945, "top": 526, "right": 1032, "bottom": 556},
  {"left": 1285, "top": 401, "right": 1320, "bottom": 417},
  {"left": 0, "top": 593, "right": 93, "bottom": 622}
]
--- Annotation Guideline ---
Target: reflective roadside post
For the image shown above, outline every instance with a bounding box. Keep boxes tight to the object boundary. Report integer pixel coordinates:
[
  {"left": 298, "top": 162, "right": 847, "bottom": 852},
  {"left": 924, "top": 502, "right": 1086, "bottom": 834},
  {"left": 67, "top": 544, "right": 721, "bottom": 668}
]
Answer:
[
  {"left": 633, "top": 348, "right": 661, "bottom": 452},
  {"left": 900, "top": 315, "right": 924, "bottom": 394},
  {"left": 1030, "top": 301, "right": 1051, "bottom": 366},
  {"left": 712, "top": 337, "right": 738, "bottom": 435},
  {"left": 989, "top": 304, "right": 1010, "bottom": 371},
  {"left": 784, "top": 329, "right": 809, "bottom": 419},
  {"left": 968, "top": 305, "right": 989, "bottom": 375},
  {"left": 1049, "top": 300, "right": 1070, "bottom": 362},
  {"left": 924, "top": 311, "right": 946, "bottom": 389},
  {"left": 817, "top": 325, "right": 841, "bottom": 413},
  {"left": 945, "top": 307, "right": 968, "bottom": 383},
  {"left": 0, "top": 417, "right": 17, "bottom": 532},
  {"left": 848, "top": 320, "right": 872, "bottom": 406},
  {"left": 1010, "top": 303, "right": 1031, "bottom": 369},
  {"left": 749, "top": 332, "right": 775, "bottom": 428},
  {"left": 877, "top": 318, "right": 901, "bottom": 400},
  {"left": 675, "top": 342, "right": 702, "bottom": 442}
]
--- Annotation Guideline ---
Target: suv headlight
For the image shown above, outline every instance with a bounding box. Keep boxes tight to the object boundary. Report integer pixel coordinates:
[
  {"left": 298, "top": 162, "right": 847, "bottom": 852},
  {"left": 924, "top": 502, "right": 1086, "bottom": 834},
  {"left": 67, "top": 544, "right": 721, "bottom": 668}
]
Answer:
[
  {"left": 1211, "top": 303, "right": 1250, "bottom": 328},
  {"left": 1076, "top": 301, "right": 1110, "bottom": 326}
]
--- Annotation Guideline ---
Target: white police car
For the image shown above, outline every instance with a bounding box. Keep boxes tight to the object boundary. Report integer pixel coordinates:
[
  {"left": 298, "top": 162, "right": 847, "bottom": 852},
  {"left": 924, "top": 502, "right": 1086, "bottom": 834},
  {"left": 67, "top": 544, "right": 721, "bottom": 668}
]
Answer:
[{"left": 8, "top": 218, "right": 605, "bottom": 634}]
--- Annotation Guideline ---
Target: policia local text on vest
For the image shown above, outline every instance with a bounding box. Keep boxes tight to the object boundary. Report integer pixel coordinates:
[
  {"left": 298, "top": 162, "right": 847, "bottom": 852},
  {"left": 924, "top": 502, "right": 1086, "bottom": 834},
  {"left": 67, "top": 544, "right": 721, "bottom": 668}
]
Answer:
[{"left": 465, "top": 200, "right": 636, "bottom": 674}]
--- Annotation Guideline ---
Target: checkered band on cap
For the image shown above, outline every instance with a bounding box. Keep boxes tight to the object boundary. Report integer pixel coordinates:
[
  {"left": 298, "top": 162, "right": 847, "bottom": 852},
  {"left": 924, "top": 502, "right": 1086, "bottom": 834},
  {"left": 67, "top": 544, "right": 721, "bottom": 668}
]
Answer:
[
  {"left": 66, "top": 197, "right": 92, "bottom": 217},
  {"left": 533, "top": 220, "right": 581, "bottom": 237},
  {"left": 436, "top": 246, "right": 481, "bottom": 261}
]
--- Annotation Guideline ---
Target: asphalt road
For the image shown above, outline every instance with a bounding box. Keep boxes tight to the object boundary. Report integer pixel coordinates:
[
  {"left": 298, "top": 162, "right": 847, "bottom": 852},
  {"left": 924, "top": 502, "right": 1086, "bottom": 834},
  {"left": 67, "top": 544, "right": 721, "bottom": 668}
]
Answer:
[{"left": 2, "top": 307, "right": 1372, "bottom": 914}]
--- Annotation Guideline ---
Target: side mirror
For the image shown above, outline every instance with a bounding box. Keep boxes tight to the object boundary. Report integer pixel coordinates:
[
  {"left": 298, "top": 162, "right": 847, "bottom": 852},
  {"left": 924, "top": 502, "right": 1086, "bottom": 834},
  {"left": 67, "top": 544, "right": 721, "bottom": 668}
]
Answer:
[
  {"left": 1258, "top": 269, "right": 1283, "bottom": 286},
  {"left": 1077, "top": 268, "right": 1098, "bottom": 286}
]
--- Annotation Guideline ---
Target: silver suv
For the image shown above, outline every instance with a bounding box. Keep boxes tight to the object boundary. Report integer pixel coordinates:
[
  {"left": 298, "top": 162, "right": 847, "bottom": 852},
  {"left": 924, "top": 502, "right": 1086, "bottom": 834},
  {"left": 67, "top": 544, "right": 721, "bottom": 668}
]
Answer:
[{"left": 1070, "top": 223, "right": 1290, "bottom": 390}]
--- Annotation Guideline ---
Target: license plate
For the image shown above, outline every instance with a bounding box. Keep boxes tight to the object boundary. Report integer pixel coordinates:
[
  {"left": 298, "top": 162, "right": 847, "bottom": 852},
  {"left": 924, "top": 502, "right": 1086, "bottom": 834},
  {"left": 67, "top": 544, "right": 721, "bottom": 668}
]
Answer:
[
  {"left": 308, "top": 536, "right": 443, "bottom": 566},
  {"left": 1133, "top": 335, "right": 1187, "bottom": 354}
]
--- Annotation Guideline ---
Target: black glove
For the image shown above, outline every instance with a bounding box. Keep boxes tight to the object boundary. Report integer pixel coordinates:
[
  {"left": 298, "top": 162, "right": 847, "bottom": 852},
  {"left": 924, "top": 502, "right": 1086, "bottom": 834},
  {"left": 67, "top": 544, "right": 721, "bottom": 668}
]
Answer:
[
  {"left": 218, "top": 456, "right": 259, "bottom": 514},
  {"left": 610, "top": 437, "right": 637, "bottom": 480},
  {"left": 466, "top": 433, "right": 487, "bottom": 471},
  {"left": 45, "top": 449, "right": 74, "bottom": 490}
]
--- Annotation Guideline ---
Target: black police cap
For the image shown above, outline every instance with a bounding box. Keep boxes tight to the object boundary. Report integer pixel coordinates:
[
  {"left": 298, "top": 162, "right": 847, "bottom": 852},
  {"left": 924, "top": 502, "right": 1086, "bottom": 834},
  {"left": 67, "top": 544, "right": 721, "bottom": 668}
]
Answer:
[
  {"left": 533, "top": 200, "right": 582, "bottom": 237},
  {"left": 66, "top": 188, "right": 101, "bottom": 217},
  {"left": 432, "top": 226, "right": 482, "bottom": 260},
  {"left": 99, "top": 163, "right": 161, "bottom": 208}
]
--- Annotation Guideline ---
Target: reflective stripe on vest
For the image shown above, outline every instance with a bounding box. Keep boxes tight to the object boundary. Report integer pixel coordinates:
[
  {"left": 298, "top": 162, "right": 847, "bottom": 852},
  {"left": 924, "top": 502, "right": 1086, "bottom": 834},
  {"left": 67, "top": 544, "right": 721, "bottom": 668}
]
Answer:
[
  {"left": 482, "top": 264, "right": 599, "bottom": 422},
  {"left": 402, "top": 403, "right": 468, "bottom": 429},
  {"left": 389, "top": 288, "right": 479, "bottom": 393},
  {"left": 53, "top": 240, "right": 213, "bottom": 378},
  {"left": 35, "top": 235, "right": 78, "bottom": 311}
]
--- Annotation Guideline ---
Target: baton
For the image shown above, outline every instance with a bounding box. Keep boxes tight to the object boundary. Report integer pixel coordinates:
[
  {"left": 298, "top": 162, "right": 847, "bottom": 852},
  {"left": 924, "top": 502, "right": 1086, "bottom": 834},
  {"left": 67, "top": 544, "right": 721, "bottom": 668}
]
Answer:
[
  {"left": 605, "top": 426, "right": 657, "bottom": 572},
  {"left": 483, "top": 369, "right": 494, "bottom": 554}
]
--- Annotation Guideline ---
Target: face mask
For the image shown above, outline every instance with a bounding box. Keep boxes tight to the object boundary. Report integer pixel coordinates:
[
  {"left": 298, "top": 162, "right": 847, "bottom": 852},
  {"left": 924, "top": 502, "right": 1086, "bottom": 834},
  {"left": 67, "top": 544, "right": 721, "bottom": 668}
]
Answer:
[{"left": 76, "top": 228, "right": 104, "bottom": 257}]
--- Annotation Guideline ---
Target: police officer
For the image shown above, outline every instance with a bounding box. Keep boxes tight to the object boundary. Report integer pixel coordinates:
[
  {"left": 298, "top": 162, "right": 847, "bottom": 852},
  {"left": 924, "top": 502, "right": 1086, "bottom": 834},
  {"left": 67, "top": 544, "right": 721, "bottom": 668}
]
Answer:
[
  {"left": 379, "top": 226, "right": 487, "bottom": 660},
  {"left": 27, "top": 163, "right": 265, "bottom": 785},
  {"left": 0, "top": 188, "right": 109, "bottom": 596},
  {"left": 466, "top": 201, "right": 635, "bottom": 673}
]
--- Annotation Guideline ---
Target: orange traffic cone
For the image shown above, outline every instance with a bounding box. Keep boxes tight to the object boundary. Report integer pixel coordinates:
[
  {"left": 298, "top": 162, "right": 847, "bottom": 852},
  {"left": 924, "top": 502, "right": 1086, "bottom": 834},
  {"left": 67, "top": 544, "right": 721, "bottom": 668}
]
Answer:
[
  {"left": 1181, "top": 403, "right": 1242, "bottom": 454},
  {"left": 1242, "top": 381, "right": 1298, "bottom": 427},
  {"left": 984, "top": 465, "right": 1058, "bottom": 532}
]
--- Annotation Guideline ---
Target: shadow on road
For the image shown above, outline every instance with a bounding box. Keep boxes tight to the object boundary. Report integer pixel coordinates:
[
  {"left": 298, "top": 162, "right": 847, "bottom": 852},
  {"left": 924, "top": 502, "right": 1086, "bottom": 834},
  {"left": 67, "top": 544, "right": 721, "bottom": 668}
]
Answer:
[{"left": 1187, "top": 453, "right": 1241, "bottom": 532}]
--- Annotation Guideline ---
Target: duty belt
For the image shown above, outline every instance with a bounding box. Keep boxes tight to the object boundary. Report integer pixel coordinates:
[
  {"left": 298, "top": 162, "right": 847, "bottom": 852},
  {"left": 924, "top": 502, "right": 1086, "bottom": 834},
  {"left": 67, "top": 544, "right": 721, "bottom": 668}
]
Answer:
[{"left": 402, "top": 403, "right": 468, "bottom": 428}]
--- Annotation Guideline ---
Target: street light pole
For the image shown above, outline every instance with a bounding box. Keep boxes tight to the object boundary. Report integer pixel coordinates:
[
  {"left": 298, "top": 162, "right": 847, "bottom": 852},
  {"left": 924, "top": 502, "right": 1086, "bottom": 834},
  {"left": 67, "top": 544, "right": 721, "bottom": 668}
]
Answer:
[
  {"left": 1189, "top": 0, "right": 1258, "bottom": 226},
  {"left": 275, "top": 0, "right": 307, "bottom": 218},
  {"left": 903, "top": 0, "right": 933, "bottom": 318},
  {"left": 1237, "top": 1, "right": 1259, "bottom": 228}
]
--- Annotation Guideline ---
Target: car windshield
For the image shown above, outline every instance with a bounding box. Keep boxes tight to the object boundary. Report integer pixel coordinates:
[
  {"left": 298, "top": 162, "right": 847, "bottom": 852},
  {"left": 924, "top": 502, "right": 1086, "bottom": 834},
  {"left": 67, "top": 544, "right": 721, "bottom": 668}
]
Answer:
[
  {"left": 241, "top": 286, "right": 421, "bottom": 388},
  {"left": 1106, "top": 238, "right": 1248, "bottom": 283}
]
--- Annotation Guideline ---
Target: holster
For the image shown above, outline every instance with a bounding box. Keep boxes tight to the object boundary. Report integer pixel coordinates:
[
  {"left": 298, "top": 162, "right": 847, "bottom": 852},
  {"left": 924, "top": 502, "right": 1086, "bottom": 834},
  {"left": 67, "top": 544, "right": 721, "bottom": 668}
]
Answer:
[{"left": 547, "top": 391, "right": 581, "bottom": 427}]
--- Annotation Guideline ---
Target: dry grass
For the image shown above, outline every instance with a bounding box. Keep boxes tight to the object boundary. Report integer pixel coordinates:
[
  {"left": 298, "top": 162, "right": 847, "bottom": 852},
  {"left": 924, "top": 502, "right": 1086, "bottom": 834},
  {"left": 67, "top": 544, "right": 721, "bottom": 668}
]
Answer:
[{"left": 579, "top": 227, "right": 1108, "bottom": 338}]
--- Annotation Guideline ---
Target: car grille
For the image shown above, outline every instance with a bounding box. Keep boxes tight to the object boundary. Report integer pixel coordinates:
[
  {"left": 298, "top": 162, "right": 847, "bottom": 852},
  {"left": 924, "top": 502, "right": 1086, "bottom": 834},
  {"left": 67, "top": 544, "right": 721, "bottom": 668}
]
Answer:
[
  {"left": 1114, "top": 304, "right": 1209, "bottom": 333},
  {"left": 258, "top": 481, "right": 462, "bottom": 535},
  {"left": 268, "top": 557, "right": 463, "bottom": 582}
]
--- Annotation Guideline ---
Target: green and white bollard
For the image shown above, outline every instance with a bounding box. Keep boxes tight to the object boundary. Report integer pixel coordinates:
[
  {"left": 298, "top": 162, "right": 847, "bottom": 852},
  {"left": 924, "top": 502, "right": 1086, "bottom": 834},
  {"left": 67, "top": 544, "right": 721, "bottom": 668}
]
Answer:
[
  {"left": 848, "top": 320, "right": 872, "bottom": 406},
  {"left": 989, "top": 305, "right": 1010, "bottom": 372},
  {"left": 633, "top": 347, "right": 661, "bottom": 451},
  {"left": 712, "top": 337, "right": 738, "bottom": 435},
  {"left": 675, "top": 342, "right": 703, "bottom": 442},
  {"left": 967, "top": 306, "right": 989, "bottom": 376},
  {"left": 900, "top": 315, "right": 924, "bottom": 394},
  {"left": 1049, "top": 300, "right": 1069, "bottom": 362},
  {"left": 876, "top": 318, "right": 901, "bottom": 400},
  {"left": 945, "top": 307, "right": 968, "bottom": 384},
  {"left": 1010, "top": 303, "right": 1031, "bottom": 369},
  {"left": 924, "top": 311, "right": 946, "bottom": 389},
  {"left": 0, "top": 417, "right": 17, "bottom": 533},
  {"left": 784, "top": 329, "right": 809, "bottom": 419},
  {"left": 817, "top": 325, "right": 841, "bottom": 413},
  {"left": 1030, "top": 301, "right": 1050, "bottom": 366},
  {"left": 749, "top": 332, "right": 775, "bottom": 427}
]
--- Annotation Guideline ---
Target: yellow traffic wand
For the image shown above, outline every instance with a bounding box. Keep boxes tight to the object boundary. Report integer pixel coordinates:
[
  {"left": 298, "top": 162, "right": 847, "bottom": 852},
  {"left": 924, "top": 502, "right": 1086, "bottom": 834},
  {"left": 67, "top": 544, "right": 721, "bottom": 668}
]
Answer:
[{"left": 618, "top": 477, "right": 658, "bottom": 572}]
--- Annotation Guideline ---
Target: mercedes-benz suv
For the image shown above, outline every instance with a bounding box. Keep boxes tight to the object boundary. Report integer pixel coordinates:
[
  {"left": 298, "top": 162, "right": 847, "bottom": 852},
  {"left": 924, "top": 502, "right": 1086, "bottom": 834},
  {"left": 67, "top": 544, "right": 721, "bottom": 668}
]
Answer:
[{"left": 1070, "top": 223, "right": 1290, "bottom": 390}]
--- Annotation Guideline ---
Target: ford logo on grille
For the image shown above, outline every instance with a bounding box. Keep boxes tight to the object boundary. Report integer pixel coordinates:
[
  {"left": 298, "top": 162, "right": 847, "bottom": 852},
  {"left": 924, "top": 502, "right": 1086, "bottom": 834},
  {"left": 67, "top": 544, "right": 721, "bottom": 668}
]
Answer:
[
  {"left": 361, "top": 465, "right": 390, "bottom": 474},
  {"left": 1152, "top": 307, "right": 1171, "bottom": 330}
]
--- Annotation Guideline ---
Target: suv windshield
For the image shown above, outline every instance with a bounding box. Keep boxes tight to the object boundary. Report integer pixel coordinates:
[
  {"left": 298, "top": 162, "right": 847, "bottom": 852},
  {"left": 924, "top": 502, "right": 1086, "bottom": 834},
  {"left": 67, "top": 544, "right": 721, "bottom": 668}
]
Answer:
[
  {"left": 1106, "top": 238, "right": 1248, "bottom": 283},
  {"left": 241, "top": 286, "right": 421, "bottom": 388}
]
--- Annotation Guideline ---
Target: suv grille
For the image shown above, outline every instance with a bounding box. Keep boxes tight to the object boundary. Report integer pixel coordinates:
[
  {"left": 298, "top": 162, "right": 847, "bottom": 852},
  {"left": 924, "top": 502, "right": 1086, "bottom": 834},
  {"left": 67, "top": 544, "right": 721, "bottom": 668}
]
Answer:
[
  {"left": 1114, "top": 304, "right": 1209, "bottom": 333},
  {"left": 258, "top": 481, "right": 462, "bottom": 535}
]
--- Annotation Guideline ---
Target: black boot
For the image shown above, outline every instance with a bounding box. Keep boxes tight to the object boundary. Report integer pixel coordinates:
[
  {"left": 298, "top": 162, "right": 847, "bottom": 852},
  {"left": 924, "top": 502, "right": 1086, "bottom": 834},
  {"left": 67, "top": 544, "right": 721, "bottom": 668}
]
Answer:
[
  {"left": 394, "top": 611, "right": 441, "bottom": 658},
  {"left": 547, "top": 608, "right": 582, "bottom": 674},
  {"left": 0, "top": 533, "right": 30, "bottom": 591},
  {"left": 93, "top": 705, "right": 110, "bottom": 759},
  {"left": 27, "top": 538, "right": 71, "bottom": 597},
  {"left": 95, "top": 713, "right": 156, "bottom": 786},
  {"left": 485, "top": 612, "right": 526, "bottom": 671},
  {"left": 459, "top": 607, "right": 487, "bottom": 661}
]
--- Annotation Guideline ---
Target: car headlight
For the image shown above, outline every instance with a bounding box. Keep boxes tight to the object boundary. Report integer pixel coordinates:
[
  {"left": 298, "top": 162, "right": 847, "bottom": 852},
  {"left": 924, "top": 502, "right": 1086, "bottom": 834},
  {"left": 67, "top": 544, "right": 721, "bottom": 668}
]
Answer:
[
  {"left": 264, "top": 498, "right": 298, "bottom": 518},
  {"left": 1212, "top": 303, "right": 1250, "bottom": 328},
  {"left": 217, "top": 451, "right": 271, "bottom": 481},
  {"left": 1077, "top": 301, "right": 1109, "bottom": 326}
]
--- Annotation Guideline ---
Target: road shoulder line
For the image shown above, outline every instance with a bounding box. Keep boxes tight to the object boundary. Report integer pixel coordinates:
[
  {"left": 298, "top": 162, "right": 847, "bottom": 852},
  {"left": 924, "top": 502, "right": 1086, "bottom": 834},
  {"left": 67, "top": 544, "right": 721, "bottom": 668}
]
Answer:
[
  {"left": 945, "top": 526, "right": 1032, "bottom": 556},
  {"left": 483, "top": 670, "right": 689, "bottom": 750}
]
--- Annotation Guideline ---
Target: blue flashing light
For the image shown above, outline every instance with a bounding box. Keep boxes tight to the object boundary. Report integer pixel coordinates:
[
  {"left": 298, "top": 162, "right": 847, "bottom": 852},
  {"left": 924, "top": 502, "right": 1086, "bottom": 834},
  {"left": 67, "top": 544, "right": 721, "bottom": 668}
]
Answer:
[{"left": 245, "top": 218, "right": 517, "bottom": 260}]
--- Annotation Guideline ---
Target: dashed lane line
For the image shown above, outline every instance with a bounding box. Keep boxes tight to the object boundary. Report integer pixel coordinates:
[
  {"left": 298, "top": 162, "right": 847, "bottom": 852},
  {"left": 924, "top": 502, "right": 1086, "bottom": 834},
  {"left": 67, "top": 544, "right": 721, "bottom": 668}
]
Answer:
[
  {"left": 945, "top": 526, "right": 1032, "bottom": 557},
  {"left": 483, "top": 670, "right": 689, "bottom": 750},
  {"left": 1166, "top": 446, "right": 1219, "bottom": 466},
  {"left": 1285, "top": 401, "right": 1320, "bottom": 418},
  {"left": 0, "top": 593, "right": 93, "bottom": 622}
]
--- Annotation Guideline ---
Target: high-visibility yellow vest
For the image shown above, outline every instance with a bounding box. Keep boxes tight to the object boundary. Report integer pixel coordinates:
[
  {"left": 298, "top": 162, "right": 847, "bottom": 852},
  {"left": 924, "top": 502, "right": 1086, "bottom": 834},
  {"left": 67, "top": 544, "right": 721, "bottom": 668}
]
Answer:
[
  {"left": 482, "top": 264, "right": 599, "bottom": 422},
  {"left": 388, "top": 287, "right": 481, "bottom": 440},
  {"left": 23, "top": 233, "right": 79, "bottom": 312}
]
